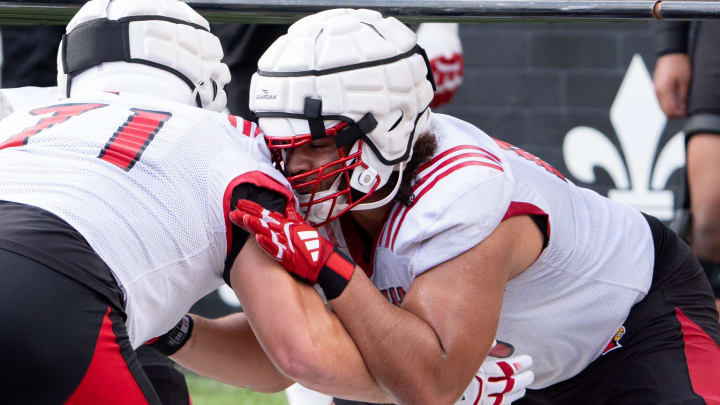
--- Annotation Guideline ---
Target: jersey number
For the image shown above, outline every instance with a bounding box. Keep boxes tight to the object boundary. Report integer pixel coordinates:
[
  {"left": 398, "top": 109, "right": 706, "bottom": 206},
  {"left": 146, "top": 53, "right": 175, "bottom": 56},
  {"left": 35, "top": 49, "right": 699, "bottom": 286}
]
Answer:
[
  {"left": 0, "top": 104, "right": 172, "bottom": 172},
  {"left": 98, "top": 108, "right": 172, "bottom": 171},
  {"left": 494, "top": 138, "right": 566, "bottom": 181}
]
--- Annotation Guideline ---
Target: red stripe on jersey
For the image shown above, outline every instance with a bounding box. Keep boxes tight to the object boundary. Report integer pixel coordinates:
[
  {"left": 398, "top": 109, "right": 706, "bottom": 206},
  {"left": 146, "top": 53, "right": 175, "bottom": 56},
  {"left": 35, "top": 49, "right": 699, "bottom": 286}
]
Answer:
[
  {"left": 222, "top": 171, "right": 295, "bottom": 255},
  {"left": 494, "top": 138, "right": 566, "bottom": 181},
  {"left": 228, "top": 114, "right": 238, "bottom": 128},
  {"left": 390, "top": 160, "right": 501, "bottom": 250},
  {"left": 413, "top": 152, "right": 502, "bottom": 193},
  {"left": 675, "top": 307, "right": 720, "bottom": 403},
  {"left": 383, "top": 153, "right": 501, "bottom": 248},
  {"left": 98, "top": 109, "right": 171, "bottom": 171},
  {"left": 65, "top": 307, "right": 146, "bottom": 404},
  {"left": 416, "top": 145, "right": 501, "bottom": 175},
  {"left": 503, "top": 201, "right": 551, "bottom": 237},
  {"left": 243, "top": 119, "right": 252, "bottom": 137},
  {"left": 0, "top": 103, "right": 106, "bottom": 151},
  {"left": 381, "top": 204, "right": 403, "bottom": 248},
  {"left": 503, "top": 201, "right": 547, "bottom": 220},
  {"left": 254, "top": 125, "right": 262, "bottom": 138}
]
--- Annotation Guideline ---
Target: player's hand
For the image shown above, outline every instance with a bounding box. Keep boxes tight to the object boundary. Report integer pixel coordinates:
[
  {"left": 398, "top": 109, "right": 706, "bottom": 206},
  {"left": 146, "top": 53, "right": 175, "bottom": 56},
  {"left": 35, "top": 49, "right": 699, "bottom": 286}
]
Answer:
[
  {"left": 230, "top": 199, "right": 355, "bottom": 299},
  {"left": 653, "top": 53, "right": 691, "bottom": 118},
  {"left": 456, "top": 341, "right": 534, "bottom": 405},
  {"left": 416, "top": 23, "right": 464, "bottom": 108}
]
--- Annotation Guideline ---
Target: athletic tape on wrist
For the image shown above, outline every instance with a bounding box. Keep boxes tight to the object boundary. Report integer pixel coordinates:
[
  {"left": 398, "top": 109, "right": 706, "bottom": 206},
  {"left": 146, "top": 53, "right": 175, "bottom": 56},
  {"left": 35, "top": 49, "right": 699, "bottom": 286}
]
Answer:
[
  {"left": 149, "top": 314, "right": 194, "bottom": 356},
  {"left": 318, "top": 248, "right": 355, "bottom": 300}
]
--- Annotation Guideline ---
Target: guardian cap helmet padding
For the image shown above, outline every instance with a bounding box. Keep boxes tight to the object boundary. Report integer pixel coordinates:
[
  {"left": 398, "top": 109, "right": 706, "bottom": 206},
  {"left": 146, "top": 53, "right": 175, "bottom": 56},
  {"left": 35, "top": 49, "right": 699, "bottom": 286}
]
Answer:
[
  {"left": 250, "top": 8, "right": 436, "bottom": 225},
  {"left": 57, "top": 0, "right": 230, "bottom": 111}
]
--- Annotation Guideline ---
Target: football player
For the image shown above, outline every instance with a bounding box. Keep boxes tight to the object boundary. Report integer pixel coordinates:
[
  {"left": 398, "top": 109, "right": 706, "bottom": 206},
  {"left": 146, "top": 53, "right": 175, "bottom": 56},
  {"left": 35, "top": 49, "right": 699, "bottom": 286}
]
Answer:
[
  {"left": 0, "top": 6, "right": 530, "bottom": 402},
  {"left": 236, "top": 9, "right": 720, "bottom": 405},
  {"left": 0, "top": 1, "right": 392, "bottom": 403}
]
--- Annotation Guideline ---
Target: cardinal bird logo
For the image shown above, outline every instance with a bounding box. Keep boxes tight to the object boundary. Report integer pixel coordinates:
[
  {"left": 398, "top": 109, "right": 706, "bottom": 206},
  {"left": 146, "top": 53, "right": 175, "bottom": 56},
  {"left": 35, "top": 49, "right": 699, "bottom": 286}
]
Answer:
[{"left": 602, "top": 326, "right": 626, "bottom": 355}]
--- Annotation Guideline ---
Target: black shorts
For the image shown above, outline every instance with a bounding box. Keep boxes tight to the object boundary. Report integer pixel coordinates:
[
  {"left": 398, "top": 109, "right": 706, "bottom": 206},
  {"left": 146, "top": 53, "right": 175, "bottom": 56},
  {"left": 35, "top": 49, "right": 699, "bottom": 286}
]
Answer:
[
  {"left": 0, "top": 200, "right": 124, "bottom": 311},
  {"left": 0, "top": 248, "right": 161, "bottom": 404},
  {"left": 136, "top": 346, "right": 191, "bottom": 405},
  {"left": 686, "top": 21, "right": 720, "bottom": 138},
  {"left": 518, "top": 215, "right": 720, "bottom": 405}
]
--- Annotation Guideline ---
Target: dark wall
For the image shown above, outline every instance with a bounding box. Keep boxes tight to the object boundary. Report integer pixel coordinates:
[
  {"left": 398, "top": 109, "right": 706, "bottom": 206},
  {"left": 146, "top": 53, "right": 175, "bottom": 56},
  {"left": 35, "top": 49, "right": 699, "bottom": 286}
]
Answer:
[{"left": 441, "top": 21, "right": 685, "bottom": 201}]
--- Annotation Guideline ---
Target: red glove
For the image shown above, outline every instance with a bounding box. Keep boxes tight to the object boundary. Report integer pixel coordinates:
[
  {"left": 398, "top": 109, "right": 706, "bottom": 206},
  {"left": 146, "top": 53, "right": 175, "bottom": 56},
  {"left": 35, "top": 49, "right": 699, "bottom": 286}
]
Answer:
[
  {"left": 230, "top": 199, "right": 355, "bottom": 299},
  {"left": 416, "top": 23, "right": 464, "bottom": 108}
]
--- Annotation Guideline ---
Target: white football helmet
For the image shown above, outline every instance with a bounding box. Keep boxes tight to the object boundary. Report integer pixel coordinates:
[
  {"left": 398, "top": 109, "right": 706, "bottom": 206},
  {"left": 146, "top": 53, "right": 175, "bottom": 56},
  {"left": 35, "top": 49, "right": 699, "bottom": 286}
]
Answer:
[
  {"left": 250, "top": 9, "right": 436, "bottom": 225},
  {"left": 57, "top": 0, "right": 230, "bottom": 111}
]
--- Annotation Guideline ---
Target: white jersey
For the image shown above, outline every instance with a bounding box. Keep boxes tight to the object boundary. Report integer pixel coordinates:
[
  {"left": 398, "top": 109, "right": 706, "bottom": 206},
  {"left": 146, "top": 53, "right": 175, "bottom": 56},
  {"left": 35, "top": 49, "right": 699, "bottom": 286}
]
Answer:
[
  {"left": 322, "top": 113, "right": 654, "bottom": 388},
  {"left": 0, "top": 91, "right": 288, "bottom": 346},
  {"left": 0, "top": 86, "right": 62, "bottom": 120}
]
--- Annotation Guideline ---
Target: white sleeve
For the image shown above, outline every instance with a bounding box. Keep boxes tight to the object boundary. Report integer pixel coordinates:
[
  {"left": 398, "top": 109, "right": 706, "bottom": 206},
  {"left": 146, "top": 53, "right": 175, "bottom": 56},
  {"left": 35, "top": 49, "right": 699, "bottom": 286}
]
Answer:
[{"left": 407, "top": 167, "right": 514, "bottom": 279}]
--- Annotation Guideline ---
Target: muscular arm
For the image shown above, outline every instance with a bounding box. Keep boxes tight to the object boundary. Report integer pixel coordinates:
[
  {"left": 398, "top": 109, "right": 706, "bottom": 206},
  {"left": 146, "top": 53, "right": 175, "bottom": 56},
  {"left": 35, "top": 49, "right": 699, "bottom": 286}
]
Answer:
[
  {"left": 170, "top": 312, "right": 293, "bottom": 393},
  {"left": 231, "top": 239, "right": 394, "bottom": 403},
  {"left": 173, "top": 177, "right": 390, "bottom": 400},
  {"left": 329, "top": 215, "right": 544, "bottom": 405}
]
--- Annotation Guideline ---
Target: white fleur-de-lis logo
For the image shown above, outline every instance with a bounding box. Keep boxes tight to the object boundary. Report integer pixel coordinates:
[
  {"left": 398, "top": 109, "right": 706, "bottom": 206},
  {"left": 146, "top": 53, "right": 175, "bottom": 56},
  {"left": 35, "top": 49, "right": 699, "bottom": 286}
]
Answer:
[{"left": 563, "top": 54, "right": 685, "bottom": 221}]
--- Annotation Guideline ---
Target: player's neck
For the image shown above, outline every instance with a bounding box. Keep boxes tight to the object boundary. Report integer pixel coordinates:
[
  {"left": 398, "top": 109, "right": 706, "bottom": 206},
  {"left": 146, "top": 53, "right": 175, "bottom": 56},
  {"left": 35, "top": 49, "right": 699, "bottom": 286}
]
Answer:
[{"left": 350, "top": 204, "right": 392, "bottom": 240}]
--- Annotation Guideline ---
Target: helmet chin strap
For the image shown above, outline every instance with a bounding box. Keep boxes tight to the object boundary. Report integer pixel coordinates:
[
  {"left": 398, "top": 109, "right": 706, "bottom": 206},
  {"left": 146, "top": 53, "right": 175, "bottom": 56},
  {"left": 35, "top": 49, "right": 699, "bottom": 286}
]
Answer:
[
  {"left": 352, "top": 168, "right": 403, "bottom": 211},
  {"left": 413, "top": 108, "right": 433, "bottom": 141},
  {"left": 351, "top": 109, "right": 431, "bottom": 211},
  {"left": 188, "top": 79, "right": 205, "bottom": 108}
]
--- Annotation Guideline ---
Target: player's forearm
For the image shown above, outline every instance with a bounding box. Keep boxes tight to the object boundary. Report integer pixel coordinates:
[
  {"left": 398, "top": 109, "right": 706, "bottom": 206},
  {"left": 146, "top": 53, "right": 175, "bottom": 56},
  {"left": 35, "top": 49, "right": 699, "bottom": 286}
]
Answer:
[
  {"left": 331, "top": 270, "right": 474, "bottom": 405},
  {"left": 170, "top": 313, "right": 293, "bottom": 392},
  {"left": 231, "top": 241, "right": 394, "bottom": 403}
]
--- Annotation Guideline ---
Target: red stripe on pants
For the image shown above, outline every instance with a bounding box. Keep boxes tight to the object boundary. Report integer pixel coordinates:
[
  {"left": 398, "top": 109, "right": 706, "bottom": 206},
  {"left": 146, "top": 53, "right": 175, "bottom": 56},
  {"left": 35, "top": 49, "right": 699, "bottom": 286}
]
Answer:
[
  {"left": 65, "top": 306, "right": 148, "bottom": 404},
  {"left": 675, "top": 307, "right": 720, "bottom": 404}
]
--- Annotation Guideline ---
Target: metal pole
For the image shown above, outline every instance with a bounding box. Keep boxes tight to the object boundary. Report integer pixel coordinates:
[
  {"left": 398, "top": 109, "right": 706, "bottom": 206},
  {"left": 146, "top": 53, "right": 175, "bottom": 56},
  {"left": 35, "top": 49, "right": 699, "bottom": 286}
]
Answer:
[
  {"left": 656, "top": 1, "right": 720, "bottom": 19},
  {"left": 0, "top": 0, "right": 718, "bottom": 24},
  {"left": 190, "top": 0, "right": 659, "bottom": 23}
]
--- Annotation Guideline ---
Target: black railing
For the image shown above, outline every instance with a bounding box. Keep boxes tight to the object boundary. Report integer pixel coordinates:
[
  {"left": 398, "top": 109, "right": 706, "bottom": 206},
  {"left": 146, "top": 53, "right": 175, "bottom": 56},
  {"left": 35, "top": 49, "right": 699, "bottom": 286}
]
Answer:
[{"left": 0, "top": 0, "right": 718, "bottom": 24}]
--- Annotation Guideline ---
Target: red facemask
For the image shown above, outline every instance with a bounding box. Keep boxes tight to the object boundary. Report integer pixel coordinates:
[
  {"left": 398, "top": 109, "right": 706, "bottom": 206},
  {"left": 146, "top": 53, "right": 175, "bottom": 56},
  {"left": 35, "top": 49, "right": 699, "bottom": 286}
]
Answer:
[{"left": 265, "top": 122, "right": 381, "bottom": 225}]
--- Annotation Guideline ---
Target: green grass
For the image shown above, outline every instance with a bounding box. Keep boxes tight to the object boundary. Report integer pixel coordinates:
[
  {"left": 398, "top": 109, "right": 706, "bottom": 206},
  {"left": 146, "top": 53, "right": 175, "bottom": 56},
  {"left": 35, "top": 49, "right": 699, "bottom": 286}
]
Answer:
[{"left": 185, "top": 372, "right": 289, "bottom": 405}]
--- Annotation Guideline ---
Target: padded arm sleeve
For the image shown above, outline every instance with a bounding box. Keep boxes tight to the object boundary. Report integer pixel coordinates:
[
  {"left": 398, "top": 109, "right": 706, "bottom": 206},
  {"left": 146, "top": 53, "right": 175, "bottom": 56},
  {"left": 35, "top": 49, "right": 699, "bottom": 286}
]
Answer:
[{"left": 222, "top": 183, "right": 287, "bottom": 285}]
